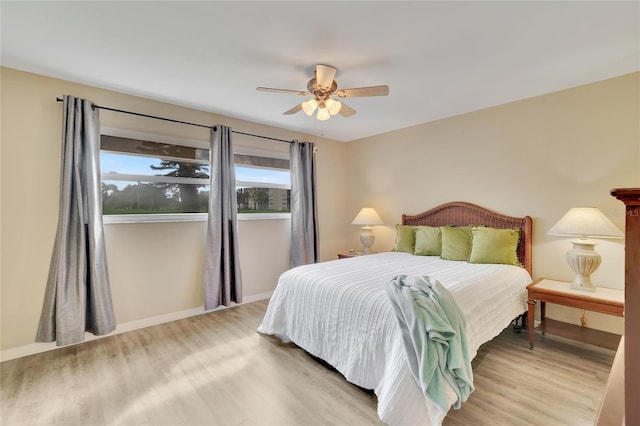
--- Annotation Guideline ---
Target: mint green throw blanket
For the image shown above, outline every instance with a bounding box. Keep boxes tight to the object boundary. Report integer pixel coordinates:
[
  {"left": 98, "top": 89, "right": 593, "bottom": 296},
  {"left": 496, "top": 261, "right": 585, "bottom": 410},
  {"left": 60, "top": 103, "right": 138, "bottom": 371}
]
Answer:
[{"left": 386, "top": 275, "right": 474, "bottom": 412}]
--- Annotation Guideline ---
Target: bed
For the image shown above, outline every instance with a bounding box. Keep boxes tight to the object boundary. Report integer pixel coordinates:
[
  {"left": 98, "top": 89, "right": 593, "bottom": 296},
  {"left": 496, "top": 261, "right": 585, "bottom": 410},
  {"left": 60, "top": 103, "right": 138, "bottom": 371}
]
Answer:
[{"left": 258, "top": 202, "right": 533, "bottom": 425}]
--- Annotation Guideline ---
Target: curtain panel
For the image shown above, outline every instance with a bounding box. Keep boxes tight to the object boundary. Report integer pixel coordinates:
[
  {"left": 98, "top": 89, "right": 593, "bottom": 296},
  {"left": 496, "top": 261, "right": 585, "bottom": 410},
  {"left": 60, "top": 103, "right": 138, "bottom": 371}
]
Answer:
[
  {"left": 36, "top": 95, "right": 116, "bottom": 346},
  {"left": 204, "top": 125, "right": 243, "bottom": 310},
  {"left": 289, "top": 141, "right": 319, "bottom": 267}
]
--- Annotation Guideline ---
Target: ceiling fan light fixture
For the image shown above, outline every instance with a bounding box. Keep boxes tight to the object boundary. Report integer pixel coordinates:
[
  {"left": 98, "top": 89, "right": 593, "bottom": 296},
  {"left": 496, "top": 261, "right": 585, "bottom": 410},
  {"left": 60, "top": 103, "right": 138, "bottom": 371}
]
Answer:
[
  {"left": 301, "top": 99, "right": 318, "bottom": 116},
  {"left": 316, "top": 106, "right": 330, "bottom": 121},
  {"left": 325, "top": 98, "right": 342, "bottom": 115},
  {"left": 257, "top": 64, "right": 389, "bottom": 120}
]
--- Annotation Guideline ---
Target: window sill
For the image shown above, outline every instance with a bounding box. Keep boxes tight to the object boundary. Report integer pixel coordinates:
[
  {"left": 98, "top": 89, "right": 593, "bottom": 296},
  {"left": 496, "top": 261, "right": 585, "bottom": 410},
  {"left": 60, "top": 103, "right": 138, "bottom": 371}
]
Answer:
[
  {"left": 103, "top": 213, "right": 207, "bottom": 224},
  {"left": 103, "top": 212, "right": 291, "bottom": 224},
  {"left": 238, "top": 212, "right": 290, "bottom": 221}
]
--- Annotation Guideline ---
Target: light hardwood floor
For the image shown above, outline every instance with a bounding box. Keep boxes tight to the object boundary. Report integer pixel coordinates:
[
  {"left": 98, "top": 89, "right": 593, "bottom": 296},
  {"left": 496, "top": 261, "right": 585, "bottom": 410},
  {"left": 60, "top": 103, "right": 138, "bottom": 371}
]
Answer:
[{"left": 1, "top": 300, "right": 614, "bottom": 426}]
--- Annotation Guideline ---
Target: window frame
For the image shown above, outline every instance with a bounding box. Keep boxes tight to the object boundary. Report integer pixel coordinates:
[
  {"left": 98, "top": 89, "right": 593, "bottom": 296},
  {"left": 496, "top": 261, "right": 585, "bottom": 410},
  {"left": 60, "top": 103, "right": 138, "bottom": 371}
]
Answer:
[
  {"left": 100, "top": 127, "right": 291, "bottom": 224},
  {"left": 234, "top": 145, "right": 291, "bottom": 219}
]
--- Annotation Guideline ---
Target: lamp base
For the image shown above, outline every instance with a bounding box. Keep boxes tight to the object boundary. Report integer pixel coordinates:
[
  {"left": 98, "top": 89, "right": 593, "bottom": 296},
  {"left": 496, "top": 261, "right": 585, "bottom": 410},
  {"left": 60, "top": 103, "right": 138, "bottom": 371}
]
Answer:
[
  {"left": 359, "top": 226, "right": 375, "bottom": 254},
  {"left": 570, "top": 281, "right": 597, "bottom": 292},
  {"left": 566, "top": 239, "right": 600, "bottom": 292}
]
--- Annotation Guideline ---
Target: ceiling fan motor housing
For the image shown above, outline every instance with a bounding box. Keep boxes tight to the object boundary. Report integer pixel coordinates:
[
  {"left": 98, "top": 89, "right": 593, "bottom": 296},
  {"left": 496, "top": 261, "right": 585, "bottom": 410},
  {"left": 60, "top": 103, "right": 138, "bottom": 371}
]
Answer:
[{"left": 307, "top": 78, "right": 338, "bottom": 101}]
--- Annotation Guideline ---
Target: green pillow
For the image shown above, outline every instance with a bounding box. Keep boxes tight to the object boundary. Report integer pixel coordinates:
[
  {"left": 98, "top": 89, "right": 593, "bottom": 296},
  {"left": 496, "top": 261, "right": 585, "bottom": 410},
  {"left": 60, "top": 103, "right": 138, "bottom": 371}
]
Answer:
[
  {"left": 469, "top": 226, "right": 521, "bottom": 266},
  {"left": 393, "top": 225, "right": 415, "bottom": 253},
  {"left": 440, "top": 226, "right": 472, "bottom": 261},
  {"left": 414, "top": 226, "right": 441, "bottom": 256}
]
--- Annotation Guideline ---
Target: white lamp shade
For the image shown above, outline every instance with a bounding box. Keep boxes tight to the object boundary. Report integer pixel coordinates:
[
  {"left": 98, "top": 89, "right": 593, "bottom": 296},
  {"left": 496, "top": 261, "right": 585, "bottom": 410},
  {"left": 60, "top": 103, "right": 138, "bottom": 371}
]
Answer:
[
  {"left": 316, "top": 106, "right": 330, "bottom": 121},
  {"left": 352, "top": 208, "right": 384, "bottom": 226},
  {"left": 325, "top": 98, "right": 342, "bottom": 115},
  {"left": 301, "top": 99, "right": 318, "bottom": 116},
  {"left": 548, "top": 207, "right": 623, "bottom": 238}
]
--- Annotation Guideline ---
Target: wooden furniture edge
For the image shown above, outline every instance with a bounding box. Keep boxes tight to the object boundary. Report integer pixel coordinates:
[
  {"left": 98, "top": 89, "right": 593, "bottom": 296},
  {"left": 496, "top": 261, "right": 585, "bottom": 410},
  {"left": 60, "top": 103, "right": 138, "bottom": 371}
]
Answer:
[
  {"left": 611, "top": 187, "right": 640, "bottom": 426},
  {"left": 596, "top": 336, "right": 625, "bottom": 425},
  {"left": 611, "top": 187, "right": 640, "bottom": 204},
  {"left": 337, "top": 252, "right": 357, "bottom": 259},
  {"left": 527, "top": 279, "right": 624, "bottom": 313},
  {"left": 527, "top": 278, "right": 624, "bottom": 349},
  {"left": 538, "top": 318, "right": 621, "bottom": 350}
]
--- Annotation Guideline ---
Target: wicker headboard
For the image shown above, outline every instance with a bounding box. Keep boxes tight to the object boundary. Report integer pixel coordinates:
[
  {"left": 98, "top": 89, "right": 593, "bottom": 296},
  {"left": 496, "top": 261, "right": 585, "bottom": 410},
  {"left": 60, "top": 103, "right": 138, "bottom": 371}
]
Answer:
[{"left": 401, "top": 201, "right": 532, "bottom": 275}]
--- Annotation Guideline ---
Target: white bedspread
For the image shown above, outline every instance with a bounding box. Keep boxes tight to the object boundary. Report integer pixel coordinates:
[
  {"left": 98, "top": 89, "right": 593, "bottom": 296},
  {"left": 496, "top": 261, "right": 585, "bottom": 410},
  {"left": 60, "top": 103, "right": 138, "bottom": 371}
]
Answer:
[{"left": 257, "top": 252, "right": 532, "bottom": 425}]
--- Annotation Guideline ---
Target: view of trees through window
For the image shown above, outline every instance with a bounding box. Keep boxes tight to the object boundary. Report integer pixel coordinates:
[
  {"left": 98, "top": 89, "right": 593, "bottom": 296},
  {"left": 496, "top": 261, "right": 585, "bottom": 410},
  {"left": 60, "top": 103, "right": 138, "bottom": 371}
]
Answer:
[
  {"left": 100, "top": 134, "right": 291, "bottom": 215},
  {"left": 102, "top": 180, "right": 210, "bottom": 214}
]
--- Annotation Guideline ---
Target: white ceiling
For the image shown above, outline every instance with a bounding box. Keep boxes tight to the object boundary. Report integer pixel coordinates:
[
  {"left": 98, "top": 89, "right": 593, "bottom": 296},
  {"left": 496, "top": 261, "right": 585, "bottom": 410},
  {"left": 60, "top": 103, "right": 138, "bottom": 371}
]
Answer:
[{"left": 2, "top": 1, "right": 638, "bottom": 142}]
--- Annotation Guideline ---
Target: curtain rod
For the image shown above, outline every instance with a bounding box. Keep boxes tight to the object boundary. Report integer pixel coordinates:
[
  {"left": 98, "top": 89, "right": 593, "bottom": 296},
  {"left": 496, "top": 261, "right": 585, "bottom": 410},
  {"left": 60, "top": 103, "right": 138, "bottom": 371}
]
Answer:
[{"left": 55, "top": 97, "right": 294, "bottom": 144}]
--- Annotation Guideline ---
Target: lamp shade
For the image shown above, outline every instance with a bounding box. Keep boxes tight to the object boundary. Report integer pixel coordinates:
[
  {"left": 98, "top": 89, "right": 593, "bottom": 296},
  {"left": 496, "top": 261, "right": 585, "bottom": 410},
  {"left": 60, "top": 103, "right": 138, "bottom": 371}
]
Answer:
[
  {"left": 352, "top": 208, "right": 384, "bottom": 226},
  {"left": 547, "top": 207, "right": 623, "bottom": 238},
  {"left": 301, "top": 99, "right": 318, "bottom": 116},
  {"left": 316, "top": 106, "right": 330, "bottom": 121},
  {"left": 325, "top": 98, "right": 342, "bottom": 115}
]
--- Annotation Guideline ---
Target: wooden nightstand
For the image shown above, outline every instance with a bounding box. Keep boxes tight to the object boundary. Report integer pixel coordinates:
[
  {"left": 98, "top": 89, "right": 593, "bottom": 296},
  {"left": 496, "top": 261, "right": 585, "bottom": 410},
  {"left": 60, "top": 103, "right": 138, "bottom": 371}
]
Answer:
[
  {"left": 337, "top": 251, "right": 362, "bottom": 259},
  {"left": 526, "top": 278, "right": 624, "bottom": 350}
]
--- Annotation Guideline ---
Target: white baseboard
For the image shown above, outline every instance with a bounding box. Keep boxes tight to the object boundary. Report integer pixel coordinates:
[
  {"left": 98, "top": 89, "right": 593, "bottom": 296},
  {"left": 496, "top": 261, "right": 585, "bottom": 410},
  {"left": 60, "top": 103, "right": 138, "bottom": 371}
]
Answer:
[{"left": 0, "top": 291, "right": 272, "bottom": 363}]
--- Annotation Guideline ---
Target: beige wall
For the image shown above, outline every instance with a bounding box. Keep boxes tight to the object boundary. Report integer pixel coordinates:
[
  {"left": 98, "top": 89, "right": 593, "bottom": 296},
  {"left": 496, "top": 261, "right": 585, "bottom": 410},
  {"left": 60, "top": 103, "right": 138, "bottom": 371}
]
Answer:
[
  {"left": 0, "top": 67, "right": 348, "bottom": 351},
  {"left": 345, "top": 72, "right": 639, "bottom": 334}
]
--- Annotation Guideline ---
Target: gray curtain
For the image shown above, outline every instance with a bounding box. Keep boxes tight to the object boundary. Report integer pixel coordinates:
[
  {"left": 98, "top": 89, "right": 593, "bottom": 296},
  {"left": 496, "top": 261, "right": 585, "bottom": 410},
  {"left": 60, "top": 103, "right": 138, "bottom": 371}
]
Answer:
[
  {"left": 204, "top": 125, "right": 242, "bottom": 310},
  {"left": 36, "top": 95, "right": 116, "bottom": 346},
  {"left": 290, "top": 141, "right": 319, "bottom": 267}
]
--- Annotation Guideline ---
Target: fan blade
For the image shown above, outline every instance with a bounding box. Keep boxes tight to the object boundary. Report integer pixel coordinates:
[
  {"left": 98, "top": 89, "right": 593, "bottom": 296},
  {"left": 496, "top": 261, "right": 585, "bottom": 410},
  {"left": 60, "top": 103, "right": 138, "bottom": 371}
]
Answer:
[
  {"left": 283, "top": 104, "right": 303, "bottom": 115},
  {"left": 338, "top": 102, "right": 356, "bottom": 117},
  {"left": 334, "top": 85, "right": 389, "bottom": 98},
  {"left": 315, "top": 64, "right": 337, "bottom": 91},
  {"left": 257, "top": 87, "right": 311, "bottom": 96}
]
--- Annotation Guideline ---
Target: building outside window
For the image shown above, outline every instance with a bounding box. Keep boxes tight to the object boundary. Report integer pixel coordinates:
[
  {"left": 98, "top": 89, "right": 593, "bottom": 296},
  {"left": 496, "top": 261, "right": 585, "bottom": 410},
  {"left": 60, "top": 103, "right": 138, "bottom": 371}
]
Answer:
[{"left": 235, "top": 153, "right": 291, "bottom": 214}]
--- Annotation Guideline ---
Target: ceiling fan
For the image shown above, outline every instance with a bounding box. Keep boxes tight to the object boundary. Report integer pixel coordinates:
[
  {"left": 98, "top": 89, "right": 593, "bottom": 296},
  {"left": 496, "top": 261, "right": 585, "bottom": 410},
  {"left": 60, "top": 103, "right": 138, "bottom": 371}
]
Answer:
[{"left": 257, "top": 64, "right": 389, "bottom": 121}]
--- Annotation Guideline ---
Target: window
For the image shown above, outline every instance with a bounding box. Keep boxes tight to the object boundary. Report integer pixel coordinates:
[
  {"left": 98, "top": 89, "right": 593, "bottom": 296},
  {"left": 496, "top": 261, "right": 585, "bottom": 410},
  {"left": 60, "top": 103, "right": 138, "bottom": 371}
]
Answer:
[
  {"left": 100, "top": 128, "right": 290, "bottom": 223},
  {"left": 101, "top": 134, "right": 210, "bottom": 215},
  {"left": 235, "top": 152, "right": 291, "bottom": 216}
]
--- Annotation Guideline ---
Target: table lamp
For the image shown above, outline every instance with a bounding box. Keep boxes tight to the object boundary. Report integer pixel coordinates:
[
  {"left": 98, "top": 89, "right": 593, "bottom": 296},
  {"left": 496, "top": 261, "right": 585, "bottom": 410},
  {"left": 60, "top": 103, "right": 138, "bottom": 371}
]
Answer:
[
  {"left": 352, "top": 208, "right": 384, "bottom": 254},
  {"left": 548, "top": 207, "right": 624, "bottom": 291}
]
